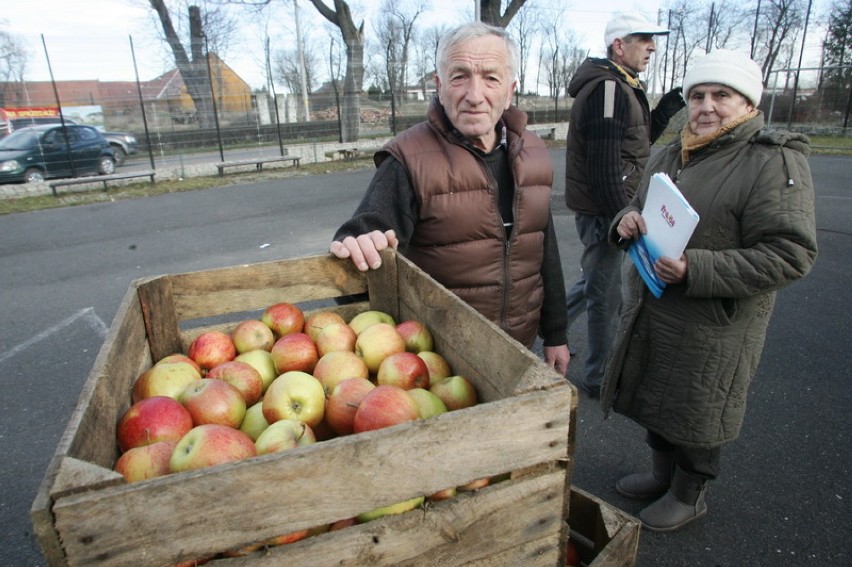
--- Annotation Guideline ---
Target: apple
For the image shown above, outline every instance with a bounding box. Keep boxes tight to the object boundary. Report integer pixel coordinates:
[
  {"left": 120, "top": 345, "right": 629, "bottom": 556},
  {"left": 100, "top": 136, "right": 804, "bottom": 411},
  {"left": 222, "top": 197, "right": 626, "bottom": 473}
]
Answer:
[
  {"left": 376, "top": 351, "right": 430, "bottom": 390},
  {"left": 566, "top": 540, "right": 581, "bottom": 567},
  {"left": 169, "top": 424, "right": 257, "bottom": 473},
  {"left": 239, "top": 402, "right": 270, "bottom": 441},
  {"left": 117, "top": 396, "right": 194, "bottom": 452},
  {"left": 262, "top": 371, "right": 325, "bottom": 428},
  {"left": 315, "top": 322, "right": 357, "bottom": 356},
  {"left": 417, "top": 351, "right": 452, "bottom": 382},
  {"left": 254, "top": 418, "right": 316, "bottom": 455},
  {"left": 353, "top": 385, "right": 420, "bottom": 433},
  {"left": 311, "top": 417, "right": 338, "bottom": 442},
  {"left": 356, "top": 495, "right": 424, "bottom": 523},
  {"left": 188, "top": 330, "right": 237, "bottom": 373},
  {"left": 156, "top": 353, "right": 202, "bottom": 375},
  {"left": 231, "top": 319, "right": 275, "bottom": 353},
  {"left": 407, "top": 388, "right": 448, "bottom": 419},
  {"left": 304, "top": 310, "right": 347, "bottom": 342},
  {"left": 271, "top": 332, "right": 319, "bottom": 374},
  {"left": 396, "top": 320, "right": 434, "bottom": 353},
  {"left": 205, "top": 360, "right": 264, "bottom": 406},
  {"left": 312, "top": 350, "right": 370, "bottom": 397},
  {"left": 355, "top": 322, "right": 406, "bottom": 373},
  {"left": 458, "top": 476, "right": 491, "bottom": 491},
  {"left": 114, "top": 441, "right": 177, "bottom": 483},
  {"left": 329, "top": 517, "right": 357, "bottom": 531},
  {"left": 261, "top": 302, "right": 305, "bottom": 337},
  {"left": 131, "top": 360, "right": 202, "bottom": 403},
  {"left": 427, "top": 487, "right": 458, "bottom": 502},
  {"left": 348, "top": 310, "right": 395, "bottom": 335},
  {"left": 235, "top": 349, "right": 277, "bottom": 393},
  {"left": 179, "top": 378, "right": 246, "bottom": 429},
  {"left": 325, "top": 377, "right": 376, "bottom": 436},
  {"left": 429, "top": 375, "right": 478, "bottom": 411},
  {"left": 266, "top": 529, "right": 311, "bottom": 546}
]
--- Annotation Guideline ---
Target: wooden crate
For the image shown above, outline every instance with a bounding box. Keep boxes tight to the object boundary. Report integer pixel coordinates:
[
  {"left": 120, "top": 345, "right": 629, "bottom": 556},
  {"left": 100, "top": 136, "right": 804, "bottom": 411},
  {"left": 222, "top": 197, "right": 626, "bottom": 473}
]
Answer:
[
  {"left": 567, "top": 487, "right": 641, "bottom": 567},
  {"left": 31, "top": 250, "right": 578, "bottom": 566}
]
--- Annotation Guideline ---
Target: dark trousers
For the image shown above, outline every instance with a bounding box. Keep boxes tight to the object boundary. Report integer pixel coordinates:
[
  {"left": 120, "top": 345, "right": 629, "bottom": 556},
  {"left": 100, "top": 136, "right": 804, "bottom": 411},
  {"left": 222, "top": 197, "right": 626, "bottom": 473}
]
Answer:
[{"left": 646, "top": 430, "right": 721, "bottom": 481}]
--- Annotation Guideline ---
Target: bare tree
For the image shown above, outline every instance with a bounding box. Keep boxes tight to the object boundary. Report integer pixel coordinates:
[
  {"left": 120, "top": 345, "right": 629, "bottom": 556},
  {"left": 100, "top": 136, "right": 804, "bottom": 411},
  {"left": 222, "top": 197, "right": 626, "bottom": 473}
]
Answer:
[
  {"left": 372, "top": 0, "right": 424, "bottom": 120},
  {"left": 479, "top": 0, "right": 528, "bottom": 28},
  {"left": 307, "top": 0, "right": 365, "bottom": 142},
  {"left": 0, "top": 24, "right": 28, "bottom": 107},
  {"left": 752, "top": 0, "right": 806, "bottom": 85},
  {"left": 274, "top": 41, "right": 320, "bottom": 118},
  {"left": 147, "top": 1, "right": 238, "bottom": 129},
  {"left": 509, "top": 6, "right": 541, "bottom": 99}
]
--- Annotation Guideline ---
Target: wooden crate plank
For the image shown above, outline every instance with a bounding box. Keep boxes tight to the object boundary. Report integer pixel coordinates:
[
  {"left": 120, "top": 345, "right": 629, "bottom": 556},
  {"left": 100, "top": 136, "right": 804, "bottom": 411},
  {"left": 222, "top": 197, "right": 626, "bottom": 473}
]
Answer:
[
  {"left": 169, "top": 256, "right": 367, "bottom": 321},
  {"left": 569, "top": 487, "right": 640, "bottom": 567},
  {"left": 52, "top": 388, "right": 570, "bottom": 565},
  {"left": 50, "top": 457, "right": 124, "bottom": 500},
  {"left": 198, "top": 467, "right": 565, "bottom": 566},
  {"left": 365, "top": 249, "right": 399, "bottom": 317},
  {"left": 137, "top": 275, "right": 182, "bottom": 363}
]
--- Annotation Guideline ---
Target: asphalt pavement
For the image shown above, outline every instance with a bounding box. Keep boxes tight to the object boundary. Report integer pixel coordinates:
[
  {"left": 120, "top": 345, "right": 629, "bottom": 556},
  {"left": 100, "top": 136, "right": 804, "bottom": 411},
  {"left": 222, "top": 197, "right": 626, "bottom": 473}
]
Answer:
[{"left": 0, "top": 149, "right": 849, "bottom": 566}]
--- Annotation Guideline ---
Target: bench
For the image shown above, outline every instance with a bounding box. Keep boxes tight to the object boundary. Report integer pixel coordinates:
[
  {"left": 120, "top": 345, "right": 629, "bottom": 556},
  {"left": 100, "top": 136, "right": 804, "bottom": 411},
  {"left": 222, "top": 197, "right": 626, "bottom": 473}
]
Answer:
[
  {"left": 533, "top": 127, "right": 557, "bottom": 140},
  {"left": 49, "top": 170, "right": 156, "bottom": 197},
  {"left": 324, "top": 148, "right": 370, "bottom": 161},
  {"left": 215, "top": 156, "right": 300, "bottom": 176}
]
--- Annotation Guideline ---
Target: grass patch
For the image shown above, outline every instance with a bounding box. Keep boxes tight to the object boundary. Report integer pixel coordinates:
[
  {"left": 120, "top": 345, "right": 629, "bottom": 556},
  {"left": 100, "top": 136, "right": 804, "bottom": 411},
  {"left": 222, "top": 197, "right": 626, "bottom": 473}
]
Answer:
[{"left": 0, "top": 157, "right": 375, "bottom": 216}]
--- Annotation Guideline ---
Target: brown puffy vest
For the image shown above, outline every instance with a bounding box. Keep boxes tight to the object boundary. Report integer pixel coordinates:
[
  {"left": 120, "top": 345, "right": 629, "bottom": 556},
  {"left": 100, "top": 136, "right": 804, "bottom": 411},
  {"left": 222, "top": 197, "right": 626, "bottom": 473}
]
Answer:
[
  {"left": 565, "top": 67, "right": 652, "bottom": 216},
  {"left": 377, "top": 104, "right": 552, "bottom": 347}
]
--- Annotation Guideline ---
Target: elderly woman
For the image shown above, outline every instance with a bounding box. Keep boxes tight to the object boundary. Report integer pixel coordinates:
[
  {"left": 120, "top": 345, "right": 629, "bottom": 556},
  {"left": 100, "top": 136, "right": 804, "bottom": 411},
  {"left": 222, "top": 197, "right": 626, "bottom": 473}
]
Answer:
[{"left": 603, "top": 50, "right": 817, "bottom": 532}]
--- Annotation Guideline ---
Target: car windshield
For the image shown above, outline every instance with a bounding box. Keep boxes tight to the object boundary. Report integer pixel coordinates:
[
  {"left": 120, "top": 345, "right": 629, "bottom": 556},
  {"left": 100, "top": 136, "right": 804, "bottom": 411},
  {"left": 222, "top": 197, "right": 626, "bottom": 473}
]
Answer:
[{"left": 0, "top": 129, "right": 40, "bottom": 150}]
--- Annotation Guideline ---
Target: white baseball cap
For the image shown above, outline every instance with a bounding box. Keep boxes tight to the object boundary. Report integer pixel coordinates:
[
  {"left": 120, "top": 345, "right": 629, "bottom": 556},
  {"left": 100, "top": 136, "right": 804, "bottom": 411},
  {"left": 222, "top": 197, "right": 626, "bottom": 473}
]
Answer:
[{"left": 604, "top": 11, "right": 670, "bottom": 48}]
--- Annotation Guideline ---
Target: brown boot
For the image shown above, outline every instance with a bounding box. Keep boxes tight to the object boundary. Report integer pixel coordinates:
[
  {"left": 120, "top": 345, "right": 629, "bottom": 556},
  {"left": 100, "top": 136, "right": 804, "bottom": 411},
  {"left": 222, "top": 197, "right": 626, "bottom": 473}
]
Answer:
[
  {"left": 615, "top": 449, "right": 673, "bottom": 500},
  {"left": 639, "top": 466, "right": 708, "bottom": 532}
]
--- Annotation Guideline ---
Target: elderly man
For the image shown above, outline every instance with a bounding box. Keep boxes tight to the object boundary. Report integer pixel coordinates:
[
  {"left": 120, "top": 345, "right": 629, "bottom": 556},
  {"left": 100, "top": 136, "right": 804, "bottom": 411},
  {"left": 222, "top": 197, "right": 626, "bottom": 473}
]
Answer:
[
  {"left": 330, "top": 21, "right": 569, "bottom": 376},
  {"left": 563, "top": 11, "right": 685, "bottom": 398}
]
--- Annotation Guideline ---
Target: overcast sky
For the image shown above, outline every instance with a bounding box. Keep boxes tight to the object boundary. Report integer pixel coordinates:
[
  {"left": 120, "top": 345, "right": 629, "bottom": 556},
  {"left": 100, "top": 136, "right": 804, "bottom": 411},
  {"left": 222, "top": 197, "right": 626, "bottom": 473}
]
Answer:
[{"left": 7, "top": 0, "right": 670, "bottom": 90}]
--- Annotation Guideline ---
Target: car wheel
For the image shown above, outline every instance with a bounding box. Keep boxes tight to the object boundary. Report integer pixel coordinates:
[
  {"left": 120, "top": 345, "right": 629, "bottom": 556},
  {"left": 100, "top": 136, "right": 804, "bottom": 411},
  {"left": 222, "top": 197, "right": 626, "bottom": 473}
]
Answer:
[
  {"left": 110, "top": 144, "right": 127, "bottom": 166},
  {"left": 24, "top": 168, "right": 45, "bottom": 183},
  {"left": 98, "top": 156, "right": 116, "bottom": 175}
]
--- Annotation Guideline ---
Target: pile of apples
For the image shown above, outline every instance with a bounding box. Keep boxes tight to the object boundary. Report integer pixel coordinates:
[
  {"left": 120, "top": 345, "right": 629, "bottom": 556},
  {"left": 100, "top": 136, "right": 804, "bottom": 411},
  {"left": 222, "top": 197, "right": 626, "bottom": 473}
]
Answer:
[{"left": 113, "top": 302, "right": 483, "bottom": 557}]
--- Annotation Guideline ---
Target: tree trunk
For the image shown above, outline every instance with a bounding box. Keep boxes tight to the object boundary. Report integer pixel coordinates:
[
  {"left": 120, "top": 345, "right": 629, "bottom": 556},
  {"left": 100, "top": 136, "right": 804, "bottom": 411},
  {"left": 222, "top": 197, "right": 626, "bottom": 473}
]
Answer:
[
  {"left": 309, "top": 0, "right": 364, "bottom": 142},
  {"left": 148, "top": 1, "right": 216, "bottom": 129},
  {"left": 479, "top": 0, "right": 527, "bottom": 28}
]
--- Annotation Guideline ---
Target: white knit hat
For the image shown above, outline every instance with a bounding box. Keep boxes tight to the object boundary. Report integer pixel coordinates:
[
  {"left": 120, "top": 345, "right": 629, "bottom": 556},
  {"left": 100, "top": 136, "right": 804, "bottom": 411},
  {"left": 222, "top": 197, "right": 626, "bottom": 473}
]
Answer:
[
  {"left": 682, "top": 49, "right": 764, "bottom": 106},
  {"left": 604, "top": 11, "right": 669, "bottom": 48}
]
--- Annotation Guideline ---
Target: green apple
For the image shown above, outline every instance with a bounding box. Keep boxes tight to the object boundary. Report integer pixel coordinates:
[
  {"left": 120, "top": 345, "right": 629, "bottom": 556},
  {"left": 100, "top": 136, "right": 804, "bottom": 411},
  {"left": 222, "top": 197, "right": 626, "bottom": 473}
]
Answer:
[
  {"left": 348, "top": 310, "right": 395, "bottom": 335},
  {"left": 235, "top": 349, "right": 277, "bottom": 392},
  {"left": 255, "top": 419, "right": 316, "bottom": 455},
  {"left": 407, "top": 388, "right": 448, "bottom": 419},
  {"left": 262, "top": 371, "right": 326, "bottom": 428},
  {"left": 240, "top": 402, "right": 270, "bottom": 441},
  {"left": 355, "top": 322, "right": 406, "bottom": 373},
  {"left": 356, "top": 495, "right": 425, "bottom": 523}
]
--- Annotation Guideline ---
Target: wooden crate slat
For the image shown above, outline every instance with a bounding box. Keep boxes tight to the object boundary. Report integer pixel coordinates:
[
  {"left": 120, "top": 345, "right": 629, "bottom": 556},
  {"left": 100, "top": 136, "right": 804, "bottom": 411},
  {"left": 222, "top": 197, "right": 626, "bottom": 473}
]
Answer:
[{"left": 52, "top": 387, "right": 570, "bottom": 565}]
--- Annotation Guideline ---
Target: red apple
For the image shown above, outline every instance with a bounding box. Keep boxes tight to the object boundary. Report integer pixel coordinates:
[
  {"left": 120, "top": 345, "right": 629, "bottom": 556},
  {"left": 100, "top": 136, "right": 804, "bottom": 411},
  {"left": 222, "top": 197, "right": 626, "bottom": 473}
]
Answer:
[
  {"left": 355, "top": 322, "right": 406, "bottom": 373},
  {"left": 169, "top": 424, "right": 257, "bottom": 472},
  {"left": 234, "top": 349, "right": 277, "bottom": 393},
  {"left": 271, "top": 332, "right": 319, "bottom": 374},
  {"left": 262, "top": 371, "right": 325, "bottom": 428},
  {"left": 312, "top": 350, "right": 370, "bottom": 397},
  {"left": 131, "top": 360, "right": 202, "bottom": 403},
  {"left": 427, "top": 487, "right": 458, "bottom": 502},
  {"left": 156, "top": 353, "right": 202, "bottom": 375},
  {"left": 239, "top": 402, "right": 270, "bottom": 441},
  {"left": 407, "top": 388, "right": 448, "bottom": 419},
  {"left": 458, "top": 476, "right": 491, "bottom": 491},
  {"left": 261, "top": 302, "right": 305, "bottom": 337},
  {"left": 353, "top": 385, "right": 420, "bottom": 433},
  {"left": 429, "top": 375, "right": 478, "bottom": 411},
  {"left": 304, "top": 311, "right": 347, "bottom": 342},
  {"left": 114, "top": 441, "right": 176, "bottom": 483},
  {"left": 376, "top": 351, "right": 430, "bottom": 390},
  {"left": 187, "top": 330, "right": 236, "bottom": 373},
  {"left": 266, "top": 529, "right": 311, "bottom": 546},
  {"left": 325, "top": 377, "right": 376, "bottom": 436},
  {"left": 417, "top": 351, "right": 453, "bottom": 382},
  {"left": 254, "top": 418, "right": 316, "bottom": 455},
  {"left": 179, "top": 378, "right": 246, "bottom": 429},
  {"left": 348, "top": 310, "right": 395, "bottom": 335},
  {"left": 315, "top": 322, "right": 357, "bottom": 356},
  {"left": 117, "top": 396, "right": 194, "bottom": 453},
  {"left": 205, "top": 360, "right": 264, "bottom": 406},
  {"left": 231, "top": 319, "right": 275, "bottom": 353},
  {"left": 329, "top": 517, "right": 357, "bottom": 531},
  {"left": 396, "top": 320, "right": 434, "bottom": 353}
]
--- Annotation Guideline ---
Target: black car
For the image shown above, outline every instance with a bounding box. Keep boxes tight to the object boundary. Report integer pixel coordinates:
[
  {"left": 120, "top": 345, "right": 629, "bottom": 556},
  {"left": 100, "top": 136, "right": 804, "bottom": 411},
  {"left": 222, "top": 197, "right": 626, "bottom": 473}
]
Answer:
[
  {"left": 1, "top": 117, "right": 139, "bottom": 166},
  {"left": 0, "top": 124, "right": 115, "bottom": 183}
]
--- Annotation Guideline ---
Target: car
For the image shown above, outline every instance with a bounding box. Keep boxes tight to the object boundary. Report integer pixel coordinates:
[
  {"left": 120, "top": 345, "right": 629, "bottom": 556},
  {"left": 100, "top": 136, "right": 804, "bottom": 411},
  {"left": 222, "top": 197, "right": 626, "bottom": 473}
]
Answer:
[
  {"left": 0, "top": 124, "right": 115, "bottom": 184},
  {"left": 1, "top": 117, "right": 139, "bottom": 166}
]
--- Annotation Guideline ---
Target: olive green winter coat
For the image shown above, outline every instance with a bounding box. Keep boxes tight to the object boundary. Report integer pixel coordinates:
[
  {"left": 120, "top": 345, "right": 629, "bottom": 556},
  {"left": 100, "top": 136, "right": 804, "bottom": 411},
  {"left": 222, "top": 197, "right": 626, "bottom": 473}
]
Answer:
[{"left": 601, "top": 112, "right": 818, "bottom": 448}]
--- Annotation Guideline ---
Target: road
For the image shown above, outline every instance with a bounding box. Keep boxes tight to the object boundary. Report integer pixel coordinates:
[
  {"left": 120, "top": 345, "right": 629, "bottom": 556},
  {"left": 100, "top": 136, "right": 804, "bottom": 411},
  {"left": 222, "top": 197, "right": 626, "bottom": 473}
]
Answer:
[{"left": 0, "top": 150, "right": 849, "bottom": 565}]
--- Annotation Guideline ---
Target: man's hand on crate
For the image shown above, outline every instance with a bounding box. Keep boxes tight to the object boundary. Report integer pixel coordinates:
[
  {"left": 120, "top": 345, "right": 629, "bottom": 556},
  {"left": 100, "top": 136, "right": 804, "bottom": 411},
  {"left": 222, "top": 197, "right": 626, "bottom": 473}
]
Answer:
[
  {"left": 544, "top": 345, "right": 570, "bottom": 377},
  {"left": 330, "top": 229, "right": 399, "bottom": 271}
]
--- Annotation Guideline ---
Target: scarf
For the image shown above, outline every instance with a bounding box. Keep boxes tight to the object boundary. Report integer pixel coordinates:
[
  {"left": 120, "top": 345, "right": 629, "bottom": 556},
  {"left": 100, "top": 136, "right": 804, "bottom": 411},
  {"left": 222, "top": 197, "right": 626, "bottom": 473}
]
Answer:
[{"left": 680, "top": 109, "right": 759, "bottom": 164}]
